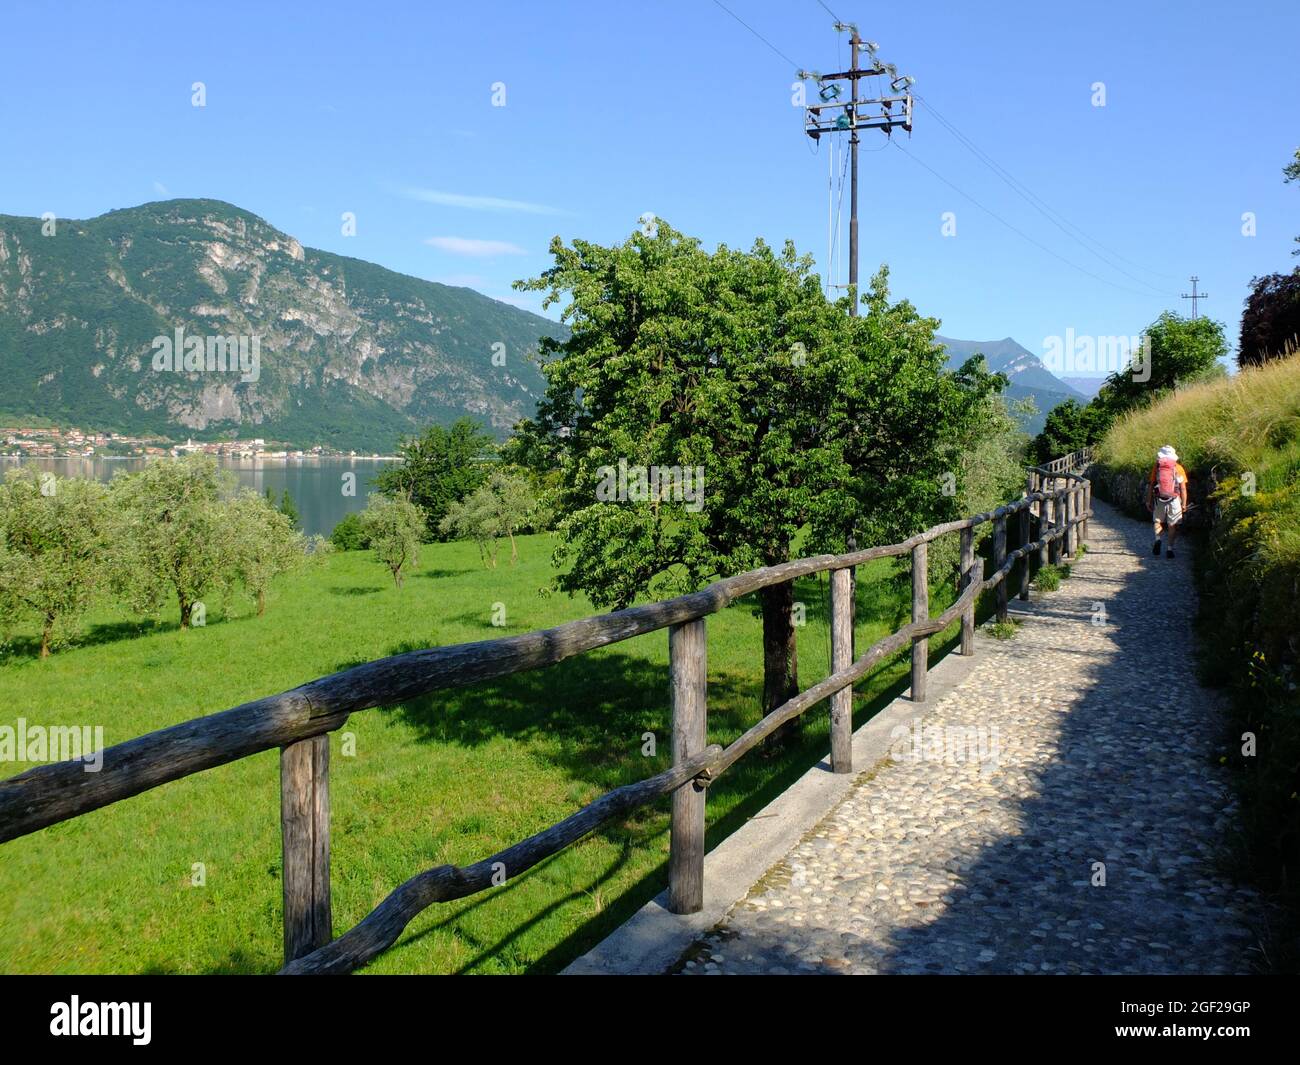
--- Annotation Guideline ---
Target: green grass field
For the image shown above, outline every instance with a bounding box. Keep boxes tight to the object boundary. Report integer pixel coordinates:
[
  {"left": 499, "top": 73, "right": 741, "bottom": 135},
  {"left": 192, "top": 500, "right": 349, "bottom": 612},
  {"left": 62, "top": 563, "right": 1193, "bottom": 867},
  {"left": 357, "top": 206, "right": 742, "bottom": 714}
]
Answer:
[{"left": 0, "top": 532, "right": 969, "bottom": 974}]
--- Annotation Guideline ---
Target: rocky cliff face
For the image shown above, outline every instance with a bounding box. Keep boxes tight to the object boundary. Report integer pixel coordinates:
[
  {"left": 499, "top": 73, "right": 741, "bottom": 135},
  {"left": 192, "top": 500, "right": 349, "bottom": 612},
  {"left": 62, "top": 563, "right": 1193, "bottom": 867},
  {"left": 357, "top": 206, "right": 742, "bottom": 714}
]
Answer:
[{"left": 0, "top": 199, "right": 563, "bottom": 450}]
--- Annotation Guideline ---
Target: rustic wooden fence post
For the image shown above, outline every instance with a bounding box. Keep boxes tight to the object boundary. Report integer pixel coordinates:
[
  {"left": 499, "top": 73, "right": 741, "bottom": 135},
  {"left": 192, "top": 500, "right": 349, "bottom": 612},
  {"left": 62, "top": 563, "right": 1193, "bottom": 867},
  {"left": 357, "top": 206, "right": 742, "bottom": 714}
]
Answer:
[
  {"left": 1018, "top": 501, "right": 1031, "bottom": 600},
  {"left": 668, "top": 618, "right": 707, "bottom": 914},
  {"left": 829, "top": 567, "right": 853, "bottom": 774},
  {"left": 1083, "top": 481, "right": 1091, "bottom": 545},
  {"left": 993, "top": 513, "right": 1008, "bottom": 622},
  {"left": 1048, "top": 488, "right": 1061, "bottom": 565},
  {"left": 281, "top": 734, "right": 331, "bottom": 965},
  {"left": 1024, "top": 472, "right": 1037, "bottom": 594},
  {"left": 846, "top": 534, "right": 857, "bottom": 660},
  {"left": 1064, "top": 485, "right": 1076, "bottom": 559},
  {"left": 1058, "top": 487, "right": 1070, "bottom": 559},
  {"left": 910, "top": 540, "right": 928, "bottom": 702},
  {"left": 1040, "top": 491, "right": 1052, "bottom": 569},
  {"left": 959, "top": 525, "right": 975, "bottom": 655}
]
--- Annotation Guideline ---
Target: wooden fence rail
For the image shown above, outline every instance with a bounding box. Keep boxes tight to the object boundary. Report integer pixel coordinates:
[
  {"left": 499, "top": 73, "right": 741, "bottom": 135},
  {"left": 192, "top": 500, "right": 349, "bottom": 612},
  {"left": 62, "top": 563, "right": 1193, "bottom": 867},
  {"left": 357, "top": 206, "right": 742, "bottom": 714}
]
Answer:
[{"left": 0, "top": 450, "right": 1093, "bottom": 975}]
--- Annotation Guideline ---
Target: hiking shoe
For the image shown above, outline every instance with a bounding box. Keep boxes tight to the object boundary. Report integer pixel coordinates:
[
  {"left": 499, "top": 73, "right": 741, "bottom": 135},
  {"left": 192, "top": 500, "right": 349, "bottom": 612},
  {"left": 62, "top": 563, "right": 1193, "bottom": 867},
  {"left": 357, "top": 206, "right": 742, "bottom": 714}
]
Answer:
[
  {"left": 1152, "top": 540, "right": 1162, "bottom": 556},
  {"left": 1166, "top": 549, "right": 1175, "bottom": 560}
]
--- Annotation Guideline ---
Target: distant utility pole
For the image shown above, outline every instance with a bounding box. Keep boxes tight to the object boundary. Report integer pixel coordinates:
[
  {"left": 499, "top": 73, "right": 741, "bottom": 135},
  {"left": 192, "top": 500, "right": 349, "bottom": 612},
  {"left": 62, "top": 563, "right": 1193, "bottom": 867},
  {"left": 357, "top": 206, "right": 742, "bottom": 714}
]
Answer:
[
  {"left": 801, "top": 25, "right": 914, "bottom": 316},
  {"left": 1181, "top": 276, "right": 1209, "bottom": 320}
]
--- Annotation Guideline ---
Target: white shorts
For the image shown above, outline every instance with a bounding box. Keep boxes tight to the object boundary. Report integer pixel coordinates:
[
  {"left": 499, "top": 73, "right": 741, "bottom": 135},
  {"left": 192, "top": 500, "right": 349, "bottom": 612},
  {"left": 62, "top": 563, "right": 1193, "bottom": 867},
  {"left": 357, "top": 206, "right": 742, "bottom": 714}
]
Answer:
[{"left": 1153, "top": 495, "right": 1183, "bottom": 527}]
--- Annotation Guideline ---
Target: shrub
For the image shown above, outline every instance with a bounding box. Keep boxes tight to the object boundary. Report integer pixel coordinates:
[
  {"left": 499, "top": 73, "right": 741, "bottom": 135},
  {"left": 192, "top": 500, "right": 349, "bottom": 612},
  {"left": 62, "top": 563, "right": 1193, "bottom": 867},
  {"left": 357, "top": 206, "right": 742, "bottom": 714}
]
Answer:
[
  {"left": 1032, "top": 564, "right": 1066, "bottom": 592},
  {"left": 330, "top": 511, "right": 370, "bottom": 551},
  {"left": 987, "top": 618, "right": 1020, "bottom": 640}
]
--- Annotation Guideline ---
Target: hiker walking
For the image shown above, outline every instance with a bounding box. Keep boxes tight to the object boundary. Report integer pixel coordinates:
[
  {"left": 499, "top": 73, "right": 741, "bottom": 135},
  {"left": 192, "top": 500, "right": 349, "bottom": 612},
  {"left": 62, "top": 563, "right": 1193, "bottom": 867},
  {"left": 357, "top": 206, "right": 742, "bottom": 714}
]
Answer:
[{"left": 1146, "top": 445, "right": 1188, "bottom": 559}]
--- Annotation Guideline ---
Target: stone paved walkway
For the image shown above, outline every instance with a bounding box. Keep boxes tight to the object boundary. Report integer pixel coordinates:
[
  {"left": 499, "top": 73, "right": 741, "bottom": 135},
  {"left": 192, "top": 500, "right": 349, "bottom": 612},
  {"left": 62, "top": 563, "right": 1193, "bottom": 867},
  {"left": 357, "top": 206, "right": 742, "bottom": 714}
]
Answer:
[{"left": 679, "top": 499, "right": 1261, "bottom": 975}]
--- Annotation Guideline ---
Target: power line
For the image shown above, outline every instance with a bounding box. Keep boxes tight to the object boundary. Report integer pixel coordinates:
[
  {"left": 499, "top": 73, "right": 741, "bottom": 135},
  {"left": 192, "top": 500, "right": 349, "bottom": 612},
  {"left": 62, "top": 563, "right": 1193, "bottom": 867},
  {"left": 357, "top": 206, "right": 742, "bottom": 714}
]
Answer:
[
  {"left": 915, "top": 95, "right": 1181, "bottom": 289},
  {"left": 890, "top": 139, "right": 1176, "bottom": 301},
  {"left": 710, "top": 0, "right": 802, "bottom": 70}
]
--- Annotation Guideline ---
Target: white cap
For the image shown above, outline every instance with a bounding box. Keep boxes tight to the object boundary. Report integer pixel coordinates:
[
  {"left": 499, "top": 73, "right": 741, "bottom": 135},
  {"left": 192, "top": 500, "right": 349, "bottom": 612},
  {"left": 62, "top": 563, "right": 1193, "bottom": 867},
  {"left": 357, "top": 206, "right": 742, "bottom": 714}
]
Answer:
[{"left": 1157, "top": 445, "right": 1178, "bottom": 461}]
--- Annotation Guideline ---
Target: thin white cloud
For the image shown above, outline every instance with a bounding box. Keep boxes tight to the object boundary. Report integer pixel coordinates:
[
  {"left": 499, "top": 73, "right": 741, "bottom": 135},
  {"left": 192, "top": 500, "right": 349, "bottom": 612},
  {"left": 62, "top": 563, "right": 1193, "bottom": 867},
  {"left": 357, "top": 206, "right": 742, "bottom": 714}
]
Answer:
[
  {"left": 425, "top": 236, "right": 526, "bottom": 257},
  {"left": 153, "top": 181, "right": 169, "bottom": 195},
  {"left": 402, "top": 186, "right": 560, "bottom": 215}
]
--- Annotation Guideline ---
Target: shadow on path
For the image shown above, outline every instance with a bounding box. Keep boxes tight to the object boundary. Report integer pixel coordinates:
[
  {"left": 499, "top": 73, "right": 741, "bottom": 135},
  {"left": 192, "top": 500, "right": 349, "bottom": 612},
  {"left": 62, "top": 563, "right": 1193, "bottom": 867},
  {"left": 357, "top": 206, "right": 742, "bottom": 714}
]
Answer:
[{"left": 682, "top": 500, "right": 1261, "bottom": 975}]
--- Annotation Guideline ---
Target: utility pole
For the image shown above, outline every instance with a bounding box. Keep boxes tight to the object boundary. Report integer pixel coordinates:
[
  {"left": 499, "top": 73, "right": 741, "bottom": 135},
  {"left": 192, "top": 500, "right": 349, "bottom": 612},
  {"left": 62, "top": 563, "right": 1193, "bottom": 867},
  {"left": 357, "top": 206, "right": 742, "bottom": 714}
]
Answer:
[
  {"left": 801, "top": 26, "right": 913, "bottom": 316},
  {"left": 1181, "top": 276, "right": 1208, "bottom": 320},
  {"left": 848, "top": 32, "right": 859, "bottom": 317}
]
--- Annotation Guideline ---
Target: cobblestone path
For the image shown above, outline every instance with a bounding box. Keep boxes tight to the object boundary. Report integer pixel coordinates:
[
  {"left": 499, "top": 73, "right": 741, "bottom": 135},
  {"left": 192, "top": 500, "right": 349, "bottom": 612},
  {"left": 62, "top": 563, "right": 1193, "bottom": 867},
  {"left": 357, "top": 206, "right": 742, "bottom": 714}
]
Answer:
[{"left": 680, "top": 500, "right": 1261, "bottom": 975}]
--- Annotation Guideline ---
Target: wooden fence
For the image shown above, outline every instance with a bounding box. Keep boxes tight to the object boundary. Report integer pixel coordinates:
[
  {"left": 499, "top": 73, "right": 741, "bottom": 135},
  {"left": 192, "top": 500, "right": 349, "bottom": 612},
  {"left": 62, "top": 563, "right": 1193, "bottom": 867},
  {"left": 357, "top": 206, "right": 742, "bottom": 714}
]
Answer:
[{"left": 0, "top": 450, "right": 1093, "bottom": 975}]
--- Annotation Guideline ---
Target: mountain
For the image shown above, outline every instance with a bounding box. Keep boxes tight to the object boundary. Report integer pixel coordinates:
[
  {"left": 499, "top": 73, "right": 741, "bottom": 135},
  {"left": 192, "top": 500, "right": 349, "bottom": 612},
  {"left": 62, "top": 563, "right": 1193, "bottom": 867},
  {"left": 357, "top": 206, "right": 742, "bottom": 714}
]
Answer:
[
  {"left": 935, "top": 334, "right": 1088, "bottom": 436},
  {"left": 0, "top": 199, "right": 566, "bottom": 452}
]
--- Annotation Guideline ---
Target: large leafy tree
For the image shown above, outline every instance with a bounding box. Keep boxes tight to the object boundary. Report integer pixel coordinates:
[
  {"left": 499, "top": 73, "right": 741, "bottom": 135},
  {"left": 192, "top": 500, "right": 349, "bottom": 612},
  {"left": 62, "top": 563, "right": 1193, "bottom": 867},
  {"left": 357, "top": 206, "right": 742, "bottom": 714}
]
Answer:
[
  {"left": 1032, "top": 397, "right": 1108, "bottom": 464},
  {"left": 1239, "top": 269, "right": 1300, "bottom": 367},
  {"left": 1093, "top": 311, "right": 1227, "bottom": 422},
  {"left": 515, "top": 222, "right": 1001, "bottom": 725},
  {"left": 0, "top": 469, "right": 109, "bottom": 657},
  {"left": 373, "top": 418, "right": 496, "bottom": 539}
]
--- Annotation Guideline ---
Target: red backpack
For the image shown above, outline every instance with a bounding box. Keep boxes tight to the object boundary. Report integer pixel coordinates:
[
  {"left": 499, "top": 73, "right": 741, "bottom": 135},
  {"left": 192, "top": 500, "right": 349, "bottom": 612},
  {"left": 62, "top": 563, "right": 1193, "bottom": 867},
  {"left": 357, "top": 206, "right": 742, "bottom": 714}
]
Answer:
[{"left": 1154, "top": 457, "right": 1179, "bottom": 500}]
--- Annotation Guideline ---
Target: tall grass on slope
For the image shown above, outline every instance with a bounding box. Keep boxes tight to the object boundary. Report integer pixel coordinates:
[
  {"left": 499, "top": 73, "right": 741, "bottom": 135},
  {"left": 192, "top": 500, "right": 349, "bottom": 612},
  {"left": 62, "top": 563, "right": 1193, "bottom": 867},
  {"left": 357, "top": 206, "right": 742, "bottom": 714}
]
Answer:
[{"left": 1099, "top": 350, "right": 1300, "bottom": 479}]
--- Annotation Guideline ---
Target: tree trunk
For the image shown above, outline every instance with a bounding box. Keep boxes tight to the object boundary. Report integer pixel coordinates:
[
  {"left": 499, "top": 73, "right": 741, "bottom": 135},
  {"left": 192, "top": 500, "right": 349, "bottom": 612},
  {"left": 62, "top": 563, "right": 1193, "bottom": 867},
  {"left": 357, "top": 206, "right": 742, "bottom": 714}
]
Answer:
[
  {"left": 257, "top": 588, "right": 266, "bottom": 616},
  {"left": 40, "top": 614, "right": 54, "bottom": 659},
  {"left": 509, "top": 529, "right": 518, "bottom": 565},
  {"left": 179, "top": 597, "right": 192, "bottom": 631},
  {"left": 760, "top": 579, "right": 800, "bottom": 748}
]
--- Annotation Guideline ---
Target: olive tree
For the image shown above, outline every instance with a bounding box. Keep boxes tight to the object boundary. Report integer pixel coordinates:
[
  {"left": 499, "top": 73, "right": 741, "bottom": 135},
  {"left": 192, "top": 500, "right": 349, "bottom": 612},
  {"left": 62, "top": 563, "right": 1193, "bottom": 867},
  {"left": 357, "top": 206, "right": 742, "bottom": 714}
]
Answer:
[
  {"left": 0, "top": 468, "right": 109, "bottom": 657},
  {"left": 227, "top": 490, "right": 309, "bottom": 615},
  {"left": 439, "top": 468, "right": 537, "bottom": 567},
  {"left": 359, "top": 493, "right": 427, "bottom": 588},
  {"left": 106, "top": 455, "right": 235, "bottom": 629}
]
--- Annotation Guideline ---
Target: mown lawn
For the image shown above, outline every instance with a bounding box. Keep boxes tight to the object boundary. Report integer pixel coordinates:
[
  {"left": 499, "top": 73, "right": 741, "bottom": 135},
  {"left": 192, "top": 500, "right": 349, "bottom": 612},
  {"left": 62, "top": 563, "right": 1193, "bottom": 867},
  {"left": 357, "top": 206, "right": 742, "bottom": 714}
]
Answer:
[{"left": 0, "top": 532, "right": 967, "bottom": 974}]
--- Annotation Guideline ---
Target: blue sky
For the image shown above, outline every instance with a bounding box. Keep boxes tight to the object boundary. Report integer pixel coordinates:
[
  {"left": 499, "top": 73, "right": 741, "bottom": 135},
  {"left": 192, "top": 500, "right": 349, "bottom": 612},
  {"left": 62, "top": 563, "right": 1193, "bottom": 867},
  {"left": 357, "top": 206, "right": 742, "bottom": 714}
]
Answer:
[{"left": 1, "top": 0, "right": 1296, "bottom": 371}]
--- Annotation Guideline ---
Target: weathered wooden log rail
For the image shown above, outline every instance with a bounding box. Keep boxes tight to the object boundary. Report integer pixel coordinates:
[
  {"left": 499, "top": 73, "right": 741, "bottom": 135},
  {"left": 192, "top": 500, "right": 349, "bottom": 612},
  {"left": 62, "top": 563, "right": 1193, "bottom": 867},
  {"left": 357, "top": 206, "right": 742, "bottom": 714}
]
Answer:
[{"left": 0, "top": 450, "right": 1093, "bottom": 976}]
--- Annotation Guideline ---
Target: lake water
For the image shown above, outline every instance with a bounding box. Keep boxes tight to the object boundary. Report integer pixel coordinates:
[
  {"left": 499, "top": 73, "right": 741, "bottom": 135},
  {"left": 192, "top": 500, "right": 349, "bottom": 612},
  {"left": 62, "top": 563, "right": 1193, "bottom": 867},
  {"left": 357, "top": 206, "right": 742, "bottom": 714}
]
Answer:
[{"left": 0, "top": 455, "right": 398, "bottom": 537}]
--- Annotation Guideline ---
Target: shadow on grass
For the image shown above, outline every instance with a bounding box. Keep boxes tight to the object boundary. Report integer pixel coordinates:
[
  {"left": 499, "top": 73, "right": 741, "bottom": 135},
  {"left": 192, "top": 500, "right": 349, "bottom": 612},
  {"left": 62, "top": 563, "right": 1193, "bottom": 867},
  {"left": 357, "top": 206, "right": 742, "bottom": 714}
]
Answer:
[
  {"left": 0, "top": 612, "right": 254, "bottom": 662},
  {"left": 380, "top": 641, "right": 754, "bottom": 794},
  {"left": 411, "top": 568, "right": 475, "bottom": 581},
  {"left": 1, "top": 620, "right": 157, "bottom": 660}
]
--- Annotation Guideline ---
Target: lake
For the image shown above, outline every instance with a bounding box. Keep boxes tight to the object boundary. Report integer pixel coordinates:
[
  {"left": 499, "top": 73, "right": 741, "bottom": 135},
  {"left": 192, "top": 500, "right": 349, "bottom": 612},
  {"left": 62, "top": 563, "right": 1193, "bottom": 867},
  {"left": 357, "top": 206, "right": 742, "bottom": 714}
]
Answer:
[{"left": 0, "top": 455, "right": 398, "bottom": 537}]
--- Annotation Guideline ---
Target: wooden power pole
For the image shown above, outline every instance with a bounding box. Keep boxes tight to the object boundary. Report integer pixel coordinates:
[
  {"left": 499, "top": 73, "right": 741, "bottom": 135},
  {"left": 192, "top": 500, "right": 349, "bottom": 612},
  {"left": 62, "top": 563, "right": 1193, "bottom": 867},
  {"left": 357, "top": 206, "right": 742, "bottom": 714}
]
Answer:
[{"left": 801, "top": 25, "right": 914, "bottom": 316}]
